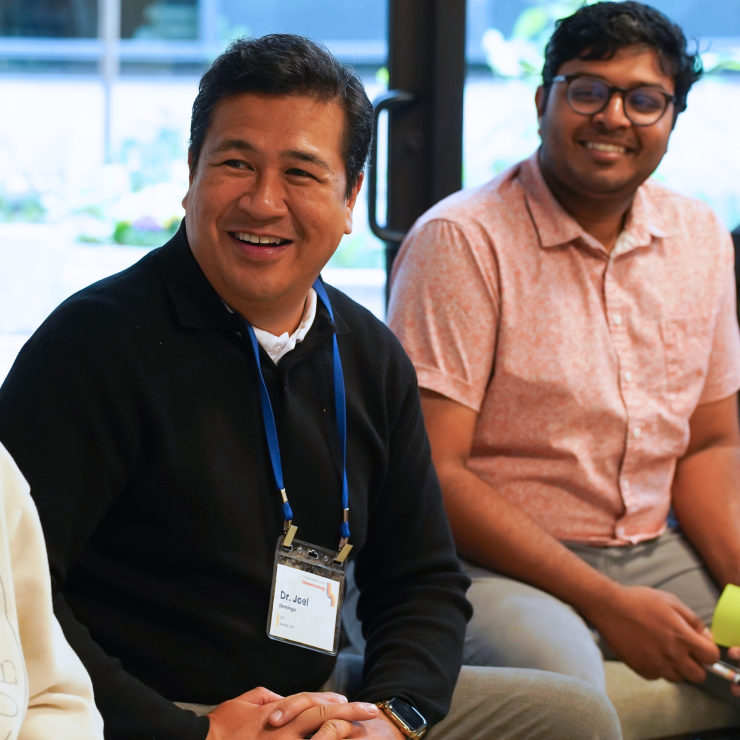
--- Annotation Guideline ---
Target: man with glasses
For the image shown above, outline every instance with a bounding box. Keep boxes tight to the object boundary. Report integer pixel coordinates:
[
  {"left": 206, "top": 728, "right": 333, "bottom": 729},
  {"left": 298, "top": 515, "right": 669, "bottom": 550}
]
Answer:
[{"left": 386, "top": 1, "right": 740, "bottom": 702}]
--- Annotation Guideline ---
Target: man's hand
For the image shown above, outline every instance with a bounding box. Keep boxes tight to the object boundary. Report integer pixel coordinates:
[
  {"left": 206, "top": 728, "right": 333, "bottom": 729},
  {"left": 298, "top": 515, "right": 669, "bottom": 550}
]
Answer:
[
  {"left": 303, "top": 715, "right": 407, "bottom": 740},
  {"left": 586, "top": 584, "right": 720, "bottom": 682},
  {"left": 724, "top": 646, "right": 740, "bottom": 697},
  {"left": 206, "top": 688, "right": 380, "bottom": 740},
  {"left": 269, "top": 700, "right": 405, "bottom": 740}
]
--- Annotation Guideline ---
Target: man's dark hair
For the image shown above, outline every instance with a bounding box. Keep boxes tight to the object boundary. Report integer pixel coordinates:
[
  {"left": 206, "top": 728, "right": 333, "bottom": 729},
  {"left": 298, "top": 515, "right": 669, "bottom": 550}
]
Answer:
[
  {"left": 542, "top": 1, "right": 703, "bottom": 117},
  {"left": 189, "top": 34, "right": 373, "bottom": 196}
]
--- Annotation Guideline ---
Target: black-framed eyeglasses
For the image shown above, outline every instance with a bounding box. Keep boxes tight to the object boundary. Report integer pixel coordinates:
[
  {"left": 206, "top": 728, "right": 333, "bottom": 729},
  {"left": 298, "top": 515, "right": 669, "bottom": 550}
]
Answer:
[{"left": 552, "top": 74, "right": 676, "bottom": 126}]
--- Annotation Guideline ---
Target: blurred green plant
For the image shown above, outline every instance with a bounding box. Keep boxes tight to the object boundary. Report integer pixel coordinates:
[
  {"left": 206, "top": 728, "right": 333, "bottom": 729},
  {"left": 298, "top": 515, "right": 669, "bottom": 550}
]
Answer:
[
  {"left": 74, "top": 204, "right": 106, "bottom": 219},
  {"left": 76, "top": 234, "right": 106, "bottom": 244},
  {"left": 112, "top": 216, "right": 181, "bottom": 247},
  {"left": 0, "top": 193, "right": 45, "bottom": 223},
  {"left": 328, "top": 232, "right": 384, "bottom": 269},
  {"left": 483, "top": 0, "right": 740, "bottom": 79},
  {"left": 702, "top": 50, "right": 740, "bottom": 74},
  {"left": 119, "top": 129, "right": 187, "bottom": 192},
  {"left": 483, "top": 0, "right": 599, "bottom": 79}
]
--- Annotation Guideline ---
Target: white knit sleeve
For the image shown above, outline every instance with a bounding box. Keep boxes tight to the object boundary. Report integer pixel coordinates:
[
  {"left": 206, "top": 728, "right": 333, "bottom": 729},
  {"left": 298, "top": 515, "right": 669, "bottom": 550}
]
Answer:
[{"left": 0, "top": 443, "right": 104, "bottom": 740}]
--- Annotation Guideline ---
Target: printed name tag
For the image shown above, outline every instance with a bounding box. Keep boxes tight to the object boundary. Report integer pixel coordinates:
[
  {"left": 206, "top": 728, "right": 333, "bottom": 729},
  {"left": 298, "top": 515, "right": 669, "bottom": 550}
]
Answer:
[{"left": 267, "top": 536, "right": 345, "bottom": 655}]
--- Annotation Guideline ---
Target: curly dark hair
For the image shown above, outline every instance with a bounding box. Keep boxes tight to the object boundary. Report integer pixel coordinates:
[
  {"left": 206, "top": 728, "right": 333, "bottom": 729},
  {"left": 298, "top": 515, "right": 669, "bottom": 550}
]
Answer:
[
  {"left": 542, "top": 1, "right": 703, "bottom": 117},
  {"left": 189, "top": 34, "right": 373, "bottom": 196}
]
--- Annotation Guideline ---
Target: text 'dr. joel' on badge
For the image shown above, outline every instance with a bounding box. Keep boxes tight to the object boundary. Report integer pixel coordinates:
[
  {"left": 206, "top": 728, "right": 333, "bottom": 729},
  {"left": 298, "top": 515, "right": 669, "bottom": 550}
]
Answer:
[{"left": 267, "top": 535, "right": 346, "bottom": 655}]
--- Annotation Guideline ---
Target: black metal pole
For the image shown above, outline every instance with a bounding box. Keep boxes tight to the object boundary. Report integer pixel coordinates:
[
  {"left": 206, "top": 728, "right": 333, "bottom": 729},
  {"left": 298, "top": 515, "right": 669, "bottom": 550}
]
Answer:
[{"left": 380, "top": 0, "right": 467, "bottom": 296}]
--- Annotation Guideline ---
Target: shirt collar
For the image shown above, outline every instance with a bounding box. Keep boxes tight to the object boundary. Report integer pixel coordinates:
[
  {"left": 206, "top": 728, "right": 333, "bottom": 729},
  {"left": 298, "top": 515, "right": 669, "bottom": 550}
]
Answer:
[
  {"left": 519, "top": 149, "right": 672, "bottom": 256},
  {"left": 250, "top": 287, "right": 317, "bottom": 364},
  {"left": 619, "top": 185, "right": 671, "bottom": 253}
]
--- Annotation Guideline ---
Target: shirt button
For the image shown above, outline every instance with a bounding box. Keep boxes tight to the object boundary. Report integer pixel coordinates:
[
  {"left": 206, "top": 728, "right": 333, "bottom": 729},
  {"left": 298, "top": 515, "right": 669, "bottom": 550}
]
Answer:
[
  {"left": 624, "top": 371, "right": 632, "bottom": 382},
  {"left": 613, "top": 315, "right": 622, "bottom": 326},
  {"left": 633, "top": 427, "right": 642, "bottom": 439}
]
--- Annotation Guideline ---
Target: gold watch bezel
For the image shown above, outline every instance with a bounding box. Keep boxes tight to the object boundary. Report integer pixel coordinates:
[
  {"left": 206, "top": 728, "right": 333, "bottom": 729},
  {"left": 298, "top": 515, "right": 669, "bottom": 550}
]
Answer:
[{"left": 376, "top": 698, "right": 427, "bottom": 739}]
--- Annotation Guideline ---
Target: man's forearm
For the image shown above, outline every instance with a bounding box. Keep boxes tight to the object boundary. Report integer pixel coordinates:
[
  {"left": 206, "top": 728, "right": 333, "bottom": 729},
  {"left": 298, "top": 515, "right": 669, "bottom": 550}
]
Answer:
[
  {"left": 672, "top": 443, "right": 740, "bottom": 588},
  {"left": 354, "top": 384, "right": 471, "bottom": 728},
  {"left": 421, "top": 390, "right": 722, "bottom": 680},
  {"left": 53, "top": 592, "right": 210, "bottom": 740},
  {"left": 437, "top": 462, "right": 620, "bottom": 622}
]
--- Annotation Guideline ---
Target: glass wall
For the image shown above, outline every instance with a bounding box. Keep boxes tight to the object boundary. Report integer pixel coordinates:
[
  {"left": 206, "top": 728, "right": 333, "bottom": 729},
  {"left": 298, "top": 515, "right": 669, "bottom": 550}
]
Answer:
[
  {"left": 464, "top": 0, "right": 740, "bottom": 232},
  {"left": 3, "top": 0, "right": 740, "bottom": 383},
  {"left": 0, "top": 0, "right": 388, "bottom": 382},
  {"left": 1, "top": 0, "right": 98, "bottom": 38}
]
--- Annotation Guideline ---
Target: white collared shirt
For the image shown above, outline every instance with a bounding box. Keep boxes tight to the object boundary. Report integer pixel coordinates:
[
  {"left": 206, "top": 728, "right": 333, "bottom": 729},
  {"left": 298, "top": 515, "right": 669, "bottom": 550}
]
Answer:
[{"left": 252, "top": 288, "right": 318, "bottom": 364}]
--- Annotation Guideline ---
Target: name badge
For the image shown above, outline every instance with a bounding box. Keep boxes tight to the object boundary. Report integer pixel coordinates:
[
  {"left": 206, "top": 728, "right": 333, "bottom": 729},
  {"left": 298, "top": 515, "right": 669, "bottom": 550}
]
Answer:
[{"left": 267, "top": 535, "right": 346, "bottom": 655}]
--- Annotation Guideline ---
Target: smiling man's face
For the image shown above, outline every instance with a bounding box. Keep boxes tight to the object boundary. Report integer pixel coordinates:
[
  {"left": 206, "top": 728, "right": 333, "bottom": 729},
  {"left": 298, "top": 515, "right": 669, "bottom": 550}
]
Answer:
[
  {"left": 183, "top": 92, "right": 361, "bottom": 328},
  {"left": 536, "top": 45, "right": 676, "bottom": 201}
]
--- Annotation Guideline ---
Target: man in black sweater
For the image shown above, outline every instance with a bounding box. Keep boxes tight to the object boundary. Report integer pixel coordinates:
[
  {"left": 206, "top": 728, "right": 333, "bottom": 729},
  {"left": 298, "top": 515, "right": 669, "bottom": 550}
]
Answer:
[{"left": 0, "top": 35, "right": 621, "bottom": 740}]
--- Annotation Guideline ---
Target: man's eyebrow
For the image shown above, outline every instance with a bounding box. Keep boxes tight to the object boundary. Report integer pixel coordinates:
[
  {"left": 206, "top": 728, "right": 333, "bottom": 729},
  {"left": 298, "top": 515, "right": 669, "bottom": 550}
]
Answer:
[
  {"left": 581, "top": 73, "right": 672, "bottom": 92},
  {"left": 211, "top": 139, "right": 256, "bottom": 154},
  {"left": 209, "top": 140, "right": 332, "bottom": 171},
  {"left": 282, "top": 150, "right": 332, "bottom": 171}
]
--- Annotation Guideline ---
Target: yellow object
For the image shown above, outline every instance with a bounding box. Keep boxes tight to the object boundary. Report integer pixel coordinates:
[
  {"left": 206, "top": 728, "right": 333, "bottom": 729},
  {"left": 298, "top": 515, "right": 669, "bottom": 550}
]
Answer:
[{"left": 711, "top": 584, "right": 740, "bottom": 647}]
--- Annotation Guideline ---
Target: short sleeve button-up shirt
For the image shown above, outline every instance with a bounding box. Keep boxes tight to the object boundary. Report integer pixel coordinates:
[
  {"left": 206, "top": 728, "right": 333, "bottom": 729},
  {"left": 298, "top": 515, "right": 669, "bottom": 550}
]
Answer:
[{"left": 388, "top": 151, "right": 740, "bottom": 545}]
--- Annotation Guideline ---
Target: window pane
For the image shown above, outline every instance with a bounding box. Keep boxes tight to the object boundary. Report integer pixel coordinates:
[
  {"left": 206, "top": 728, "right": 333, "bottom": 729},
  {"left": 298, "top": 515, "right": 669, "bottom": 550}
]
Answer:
[
  {"left": 219, "top": 0, "right": 386, "bottom": 45},
  {"left": 0, "top": 0, "right": 387, "bottom": 383},
  {"left": 1, "top": 0, "right": 98, "bottom": 38},
  {"left": 122, "top": 0, "right": 199, "bottom": 40}
]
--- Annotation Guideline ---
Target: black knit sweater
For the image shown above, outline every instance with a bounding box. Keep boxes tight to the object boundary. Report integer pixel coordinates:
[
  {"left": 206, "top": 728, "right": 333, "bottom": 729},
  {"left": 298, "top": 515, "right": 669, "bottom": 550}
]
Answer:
[{"left": 0, "top": 225, "right": 471, "bottom": 740}]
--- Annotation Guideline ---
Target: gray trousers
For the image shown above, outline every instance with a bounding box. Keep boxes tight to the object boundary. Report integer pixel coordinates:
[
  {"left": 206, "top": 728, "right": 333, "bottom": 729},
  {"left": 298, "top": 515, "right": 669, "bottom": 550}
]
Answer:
[
  {"left": 332, "top": 655, "right": 621, "bottom": 740},
  {"left": 176, "top": 657, "right": 622, "bottom": 740},
  {"left": 340, "top": 566, "right": 622, "bottom": 739},
  {"left": 461, "top": 529, "right": 735, "bottom": 702}
]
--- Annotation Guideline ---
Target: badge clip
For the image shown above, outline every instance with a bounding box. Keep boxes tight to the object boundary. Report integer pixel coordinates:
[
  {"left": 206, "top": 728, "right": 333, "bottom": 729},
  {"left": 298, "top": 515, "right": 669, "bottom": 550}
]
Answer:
[
  {"left": 334, "top": 542, "right": 353, "bottom": 564},
  {"left": 283, "top": 524, "right": 298, "bottom": 549}
]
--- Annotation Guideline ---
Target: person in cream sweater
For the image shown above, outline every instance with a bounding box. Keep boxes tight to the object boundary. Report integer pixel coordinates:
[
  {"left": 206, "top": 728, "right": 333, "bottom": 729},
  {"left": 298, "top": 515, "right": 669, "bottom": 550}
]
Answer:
[{"left": 0, "top": 442, "right": 103, "bottom": 739}]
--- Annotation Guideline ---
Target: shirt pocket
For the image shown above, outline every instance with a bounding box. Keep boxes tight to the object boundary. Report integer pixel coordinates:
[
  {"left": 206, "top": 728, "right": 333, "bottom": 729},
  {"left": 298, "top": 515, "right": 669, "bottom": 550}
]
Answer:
[{"left": 660, "top": 315, "right": 714, "bottom": 416}]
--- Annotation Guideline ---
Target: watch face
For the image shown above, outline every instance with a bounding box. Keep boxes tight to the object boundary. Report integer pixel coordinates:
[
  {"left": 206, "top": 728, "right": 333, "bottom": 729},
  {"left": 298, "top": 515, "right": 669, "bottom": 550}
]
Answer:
[{"left": 390, "top": 698, "right": 425, "bottom": 730}]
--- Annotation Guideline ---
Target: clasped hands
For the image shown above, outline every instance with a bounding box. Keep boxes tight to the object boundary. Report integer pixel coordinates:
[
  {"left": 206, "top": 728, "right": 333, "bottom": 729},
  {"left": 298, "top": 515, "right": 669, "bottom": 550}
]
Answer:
[{"left": 206, "top": 687, "right": 406, "bottom": 740}]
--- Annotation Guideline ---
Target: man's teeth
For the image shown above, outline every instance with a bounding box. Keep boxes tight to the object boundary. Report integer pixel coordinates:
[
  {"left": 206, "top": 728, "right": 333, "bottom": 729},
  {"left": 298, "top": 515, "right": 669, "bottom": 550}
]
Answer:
[
  {"left": 235, "top": 233, "right": 288, "bottom": 245},
  {"left": 585, "top": 142, "right": 627, "bottom": 154}
]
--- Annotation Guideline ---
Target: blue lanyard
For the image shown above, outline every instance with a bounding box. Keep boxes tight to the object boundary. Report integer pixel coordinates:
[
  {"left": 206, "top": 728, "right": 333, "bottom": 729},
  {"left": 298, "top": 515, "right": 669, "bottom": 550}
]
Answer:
[{"left": 243, "top": 279, "right": 350, "bottom": 547}]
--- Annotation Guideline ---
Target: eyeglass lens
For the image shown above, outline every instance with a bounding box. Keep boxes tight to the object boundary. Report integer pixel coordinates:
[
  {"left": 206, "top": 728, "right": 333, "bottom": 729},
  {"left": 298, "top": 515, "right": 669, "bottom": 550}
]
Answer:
[{"left": 567, "top": 76, "right": 668, "bottom": 125}]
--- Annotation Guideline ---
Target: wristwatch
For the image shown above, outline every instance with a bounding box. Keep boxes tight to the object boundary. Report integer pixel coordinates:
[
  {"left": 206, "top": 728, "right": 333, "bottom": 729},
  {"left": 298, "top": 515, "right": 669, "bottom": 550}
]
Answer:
[{"left": 375, "top": 698, "right": 428, "bottom": 739}]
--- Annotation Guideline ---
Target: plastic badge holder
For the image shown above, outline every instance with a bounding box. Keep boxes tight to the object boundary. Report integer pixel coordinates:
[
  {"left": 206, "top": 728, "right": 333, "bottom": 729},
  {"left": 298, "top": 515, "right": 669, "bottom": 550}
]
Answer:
[{"left": 267, "top": 536, "right": 346, "bottom": 656}]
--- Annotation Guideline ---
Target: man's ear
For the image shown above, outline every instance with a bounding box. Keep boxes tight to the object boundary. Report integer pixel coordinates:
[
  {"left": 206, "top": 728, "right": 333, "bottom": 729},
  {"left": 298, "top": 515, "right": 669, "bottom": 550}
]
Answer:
[
  {"left": 182, "top": 151, "right": 196, "bottom": 210},
  {"left": 187, "top": 150, "right": 196, "bottom": 185},
  {"left": 535, "top": 85, "right": 549, "bottom": 122},
  {"left": 344, "top": 172, "right": 364, "bottom": 236}
]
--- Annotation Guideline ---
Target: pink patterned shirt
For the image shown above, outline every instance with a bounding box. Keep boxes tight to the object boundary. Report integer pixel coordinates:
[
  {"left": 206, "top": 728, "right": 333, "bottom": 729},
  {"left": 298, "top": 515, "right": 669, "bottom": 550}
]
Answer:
[{"left": 388, "top": 152, "right": 740, "bottom": 545}]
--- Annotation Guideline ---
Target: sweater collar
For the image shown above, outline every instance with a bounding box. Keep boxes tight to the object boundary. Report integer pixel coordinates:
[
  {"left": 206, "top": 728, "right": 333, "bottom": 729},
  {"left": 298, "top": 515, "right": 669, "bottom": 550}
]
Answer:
[
  {"left": 158, "top": 220, "right": 350, "bottom": 337},
  {"left": 158, "top": 221, "right": 235, "bottom": 331}
]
